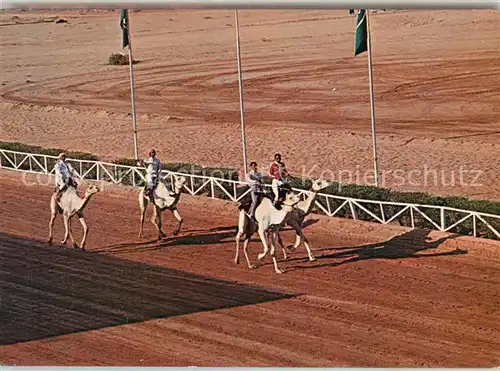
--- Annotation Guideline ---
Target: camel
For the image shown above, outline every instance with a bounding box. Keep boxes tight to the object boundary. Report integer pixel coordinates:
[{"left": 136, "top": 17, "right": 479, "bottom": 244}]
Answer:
[
  {"left": 47, "top": 183, "right": 100, "bottom": 250},
  {"left": 275, "top": 179, "right": 330, "bottom": 259},
  {"left": 238, "top": 179, "right": 330, "bottom": 261},
  {"left": 138, "top": 175, "right": 187, "bottom": 240},
  {"left": 234, "top": 191, "right": 303, "bottom": 274}
]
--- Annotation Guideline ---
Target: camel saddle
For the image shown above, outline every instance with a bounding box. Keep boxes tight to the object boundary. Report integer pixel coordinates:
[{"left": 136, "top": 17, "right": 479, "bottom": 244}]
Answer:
[
  {"left": 238, "top": 191, "right": 273, "bottom": 213},
  {"left": 143, "top": 178, "right": 173, "bottom": 199},
  {"left": 238, "top": 182, "right": 292, "bottom": 215},
  {"left": 54, "top": 178, "right": 78, "bottom": 195}
]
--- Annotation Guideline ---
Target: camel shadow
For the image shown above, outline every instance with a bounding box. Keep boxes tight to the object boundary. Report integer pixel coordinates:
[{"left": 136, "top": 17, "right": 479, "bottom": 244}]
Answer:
[
  {"left": 182, "top": 225, "right": 237, "bottom": 234},
  {"left": 302, "top": 218, "right": 320, "bottom": 229},
  {"left": 94, "top": 229, "right": 236, "bottom": 254},
  {"left": 158, "top": 230, "right": 235, "bottom": 248},
  {"left": 279, "top": 218, "right": 320, "bottom": 232},
  {"left": 289, "top": 229, "right": 467, "bottom": 270}
]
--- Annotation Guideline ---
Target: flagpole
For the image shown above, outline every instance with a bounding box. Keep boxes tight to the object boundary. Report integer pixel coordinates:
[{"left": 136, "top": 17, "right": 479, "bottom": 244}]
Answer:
[
  {"left": 125, "top": 11, "right": 139, "bottom": 161},
  {"left": 234, "top": 9, "right": 248, "bottom": 177},
  {"left": 366, "top": 10, "right": 379, "bottom": 187}
]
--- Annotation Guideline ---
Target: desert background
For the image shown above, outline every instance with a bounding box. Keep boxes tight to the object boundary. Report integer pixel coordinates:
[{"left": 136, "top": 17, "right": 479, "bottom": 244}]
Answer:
[{"left": 1, "top": 9, "right": 498, "bottom": 200}]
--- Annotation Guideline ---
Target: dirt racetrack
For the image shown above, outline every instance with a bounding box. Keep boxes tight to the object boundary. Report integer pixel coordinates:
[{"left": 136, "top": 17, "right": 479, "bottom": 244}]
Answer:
[
  {"left": 1, "top": 170, "right": 499, "bottom": 367},
  {"left": 1, "top": 9, "right": 499, "bottom": 200}
]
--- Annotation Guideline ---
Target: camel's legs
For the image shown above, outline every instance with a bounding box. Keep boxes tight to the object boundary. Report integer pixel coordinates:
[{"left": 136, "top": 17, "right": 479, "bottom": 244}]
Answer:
[
  {"left": 234, "top": 212, "right": 245, "bottom": 264},
  {"left": 48, "top": 195, "right": 57, "bottom": 244},
  {"left": 234, "top": 235, "right": 241, "bottom": 264},
  {"left": 242, "top": 236, "right": 257, "bottom": 269},
  {"left": 78, "top": 213, "right": 88, "bottom": 250},
  {"left": 283, "top": 231, "right": 301, "bottom": 252},
  {"left": 270, "top": 228, "right": 276, "bottom": 256},
  {"left": 171, "top": 208, "right": 183, "bottom": 236},
  {"left": 157, "top": 208, "right": 166, "bottom": 239},
  {"left": 150, "top": 206, "right": 159, "bottom": 238},
  {"left": 257, "top": 227, "right": 270, "bottom": 261},
  {"left": 67, "top": 216, "right": 78, "bottom": 249},
  {"left": 150, "top": 206, "right": 165, "bottom": 240},
  {"left": 290, "top": 220, "right": 316, "bottom": 261},
  {"left": 138, "top": 194, "right": 148, "bottom": 238},
  {"left": 235, "top": 210, "right": 249, "bottom": 264},
  {"left": 270, "top": 229, "right": 284, "bottom": 274},
  {"left": 275, "top": 229, "right": 289, "bottom": 259},
  {"left": 240, "top": 216, "right": 257, "bottom": 269},
  {"left": 61, "top": 213, "right": 70, "bottom": 244}
]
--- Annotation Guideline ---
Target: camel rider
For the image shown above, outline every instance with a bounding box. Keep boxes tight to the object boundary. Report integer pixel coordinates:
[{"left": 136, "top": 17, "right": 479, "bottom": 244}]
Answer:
[
  {"left": 137, "top": 149, "right": 174, "bottom": 202},
  {"left": 245, "top": 161, "right": 265, "bottom": 222},
  {"left": 53, "top": 152, "right": 79, "bottom": 202},
  {"left": 268, "top": 153, "right": 291, "bottom": 204}
]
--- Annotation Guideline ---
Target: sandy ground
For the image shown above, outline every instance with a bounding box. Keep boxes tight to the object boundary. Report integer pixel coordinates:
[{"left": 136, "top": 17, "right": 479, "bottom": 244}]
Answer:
[
  {"left": 0, "top": 169, "right": 499, "bottom": 367},
  {"left": 0, "top": 9, "right": 499, "bottom": 200}
]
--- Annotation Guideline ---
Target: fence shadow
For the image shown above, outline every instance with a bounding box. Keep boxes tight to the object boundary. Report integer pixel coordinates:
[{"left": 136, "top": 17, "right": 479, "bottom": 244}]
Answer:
[
  {"left": 291, "top": 228, "right": 467, "bottom": 270},
  {"left": 0, "top": 232, "right": 296, "bottom": 346}
]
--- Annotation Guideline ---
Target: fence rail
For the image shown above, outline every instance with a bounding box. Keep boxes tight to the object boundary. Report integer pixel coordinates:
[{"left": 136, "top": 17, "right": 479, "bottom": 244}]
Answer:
[{"left": 1, "top": 148, "right": 499, "bottom": 240}]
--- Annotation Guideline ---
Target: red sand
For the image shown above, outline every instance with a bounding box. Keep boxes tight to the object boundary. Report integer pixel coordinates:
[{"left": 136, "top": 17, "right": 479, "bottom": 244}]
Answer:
[{"left": 1, "top": 170, "right": 499, "bottom": 367}]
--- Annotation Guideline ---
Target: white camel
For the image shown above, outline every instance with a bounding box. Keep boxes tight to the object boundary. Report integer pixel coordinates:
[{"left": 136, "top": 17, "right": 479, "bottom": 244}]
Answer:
[
  {"left": 138, "top": 175, "right": 187, "bottom": 240},
  {"left": 276, "top": 179, "right": 330, "bottom": 259},
  {"left": 238, "top": 179, "right": 330, "bottom": 261},
  {"left": 234, "top": 191, "right": 304, "bottom": 274},
  {"left": 47, "top": 183, "right": 100, "bottom": 250}
]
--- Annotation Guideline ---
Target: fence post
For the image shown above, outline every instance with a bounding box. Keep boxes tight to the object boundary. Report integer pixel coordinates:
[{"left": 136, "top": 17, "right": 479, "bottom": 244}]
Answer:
[{"left": 349, "top": 200, "right": 358, "bottom": 220}]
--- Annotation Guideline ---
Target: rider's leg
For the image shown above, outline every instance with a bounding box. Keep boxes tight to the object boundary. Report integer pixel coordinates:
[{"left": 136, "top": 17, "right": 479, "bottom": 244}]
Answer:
[
  {"left": 146, "top": 177, "right": 155, "bottom": 202},
  {"left": 249, "top": 191, "right": 258, "bottom": 221},
  {"left": 55, "top": 182, "right": 67, "bottom": 202},
  {"left": 271, "top": 179, "right": 279, "bottom": 203}
]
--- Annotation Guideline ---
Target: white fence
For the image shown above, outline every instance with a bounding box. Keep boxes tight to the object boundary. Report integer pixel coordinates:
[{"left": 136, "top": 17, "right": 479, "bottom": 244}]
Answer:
[{"left": 1, "top": 148, "right": 499, "bottom": 240}]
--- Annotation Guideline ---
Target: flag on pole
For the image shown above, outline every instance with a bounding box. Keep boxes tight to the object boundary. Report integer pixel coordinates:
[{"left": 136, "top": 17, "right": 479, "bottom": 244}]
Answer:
[
  {"left": 120, "top": 9, "right": 130, "bottom": 49},
  {"left": 354, "top": 9, "right": 368, "bottom": 56},
  {"left": 118, "top": 8, "right": 139, "bottom": 160}
]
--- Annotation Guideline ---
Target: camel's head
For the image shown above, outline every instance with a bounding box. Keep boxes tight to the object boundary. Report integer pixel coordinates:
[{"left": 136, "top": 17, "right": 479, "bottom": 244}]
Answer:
[
  {"left": 282, "top": 192, "right": 301, "bottom": 207},
  {"left": 85, "top": 184, "right": 100, "bottom": 196},
  {"left": 311, "top": 179, "right": 330, "bottom": 192}
]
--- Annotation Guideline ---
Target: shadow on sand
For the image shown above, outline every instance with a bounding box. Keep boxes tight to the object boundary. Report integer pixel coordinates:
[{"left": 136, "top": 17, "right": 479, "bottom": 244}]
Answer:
[
  {"left": 0, "top": 232, "right": 296, "bottom": 346},
  {"left": 94, "top": 226, "right": 237, "bottom": 254},
  {"left": 287, "top": 228, "right": 467, "bottom": 270}
]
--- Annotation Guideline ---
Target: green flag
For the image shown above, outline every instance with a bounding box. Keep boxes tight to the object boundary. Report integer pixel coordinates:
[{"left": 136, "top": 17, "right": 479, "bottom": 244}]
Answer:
[
  {"left": 120, "top": 9, "right": 130, "bottom": 49},
  {"left": 354, "top": 9, "right": 368, "bottom": 56}
]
